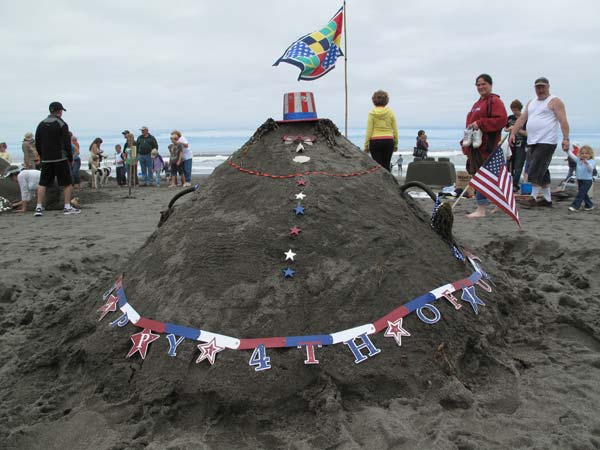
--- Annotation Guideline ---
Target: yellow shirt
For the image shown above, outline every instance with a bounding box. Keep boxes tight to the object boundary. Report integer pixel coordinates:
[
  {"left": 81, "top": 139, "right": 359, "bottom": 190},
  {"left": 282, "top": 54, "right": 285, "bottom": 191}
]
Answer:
[
  {"left": 364, "top": 106, "right": 398, "bottom": 149},
  {"left": 0, "top": 151, "right": 11, "bottom": 163}
]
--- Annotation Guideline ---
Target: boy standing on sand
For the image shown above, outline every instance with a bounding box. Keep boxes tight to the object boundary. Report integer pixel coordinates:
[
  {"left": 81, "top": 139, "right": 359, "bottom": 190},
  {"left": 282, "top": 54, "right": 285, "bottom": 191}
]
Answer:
[{"left": 34, "top": 101, "right": 80, "bottom": 216}]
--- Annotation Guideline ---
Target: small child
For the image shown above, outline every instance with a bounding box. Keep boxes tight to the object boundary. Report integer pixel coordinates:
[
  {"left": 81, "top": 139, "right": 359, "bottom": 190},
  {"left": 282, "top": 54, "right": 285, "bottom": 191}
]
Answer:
[
  {"left": 115, "top": 144, "right": 126, "bottom": 186},
  {"left": 150, "top": 149, "right": 165, "bottom": 187},
  {"left": 397, "top": 154, "right": 404, "bottom": 177},
  {"left": 168, "top": 139, "right": 184, "bottom": 188},
  {"left": 567, "top": 145, "right": 595, "bottom": 212}
]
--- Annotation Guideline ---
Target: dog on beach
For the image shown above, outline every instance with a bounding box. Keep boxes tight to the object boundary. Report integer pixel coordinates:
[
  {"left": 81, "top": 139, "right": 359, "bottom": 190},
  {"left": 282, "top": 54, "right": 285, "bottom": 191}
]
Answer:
[{"left": 89, "top": 153, "right": 111, "bottom": 189}]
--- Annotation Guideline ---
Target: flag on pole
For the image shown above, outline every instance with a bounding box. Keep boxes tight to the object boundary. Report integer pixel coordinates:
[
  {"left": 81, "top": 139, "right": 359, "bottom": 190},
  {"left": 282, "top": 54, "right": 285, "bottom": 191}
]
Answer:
[
  {"left": 273, "top": 6, "right": 344, "bottom": 81},
  {"left": 469, "top": 147, "right": 521, "bottom": 227}
]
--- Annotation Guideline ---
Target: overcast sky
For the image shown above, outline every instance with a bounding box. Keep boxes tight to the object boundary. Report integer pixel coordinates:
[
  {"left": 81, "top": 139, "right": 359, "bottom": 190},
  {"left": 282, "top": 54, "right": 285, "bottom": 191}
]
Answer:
[{"left": 1, "top": 0, "right": 599, "bottom": 142}]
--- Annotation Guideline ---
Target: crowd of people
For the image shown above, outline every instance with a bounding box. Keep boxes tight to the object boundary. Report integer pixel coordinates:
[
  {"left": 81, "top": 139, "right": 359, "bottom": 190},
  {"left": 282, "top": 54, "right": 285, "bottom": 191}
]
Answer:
[
  {"left": 1, "top": 102, "right": 196, "bottom": 216},
  {"left": 1, "top": 81, "right": 596, "bottom": 217},
  {"left": 363, "top": 75, "right": 594, "bottom": 217}
]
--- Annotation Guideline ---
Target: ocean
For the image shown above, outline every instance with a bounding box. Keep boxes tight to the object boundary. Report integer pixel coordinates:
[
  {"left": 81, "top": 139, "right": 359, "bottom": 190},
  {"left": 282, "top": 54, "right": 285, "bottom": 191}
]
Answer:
[{"left": 4, "top": 127, "right": 599, "bottom": 178}]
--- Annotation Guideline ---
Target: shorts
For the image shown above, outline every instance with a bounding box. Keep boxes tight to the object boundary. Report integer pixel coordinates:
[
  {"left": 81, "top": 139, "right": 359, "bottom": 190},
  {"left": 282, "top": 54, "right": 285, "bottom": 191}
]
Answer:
[
  {"left": 527, "top": 143, "right": 556, "bottom": 186},
  {"left": 39, "top": 160, "right": 73, "bottom": 187},
  {"left": 171, "top": 162, "right": 184, "bottom": 177}
]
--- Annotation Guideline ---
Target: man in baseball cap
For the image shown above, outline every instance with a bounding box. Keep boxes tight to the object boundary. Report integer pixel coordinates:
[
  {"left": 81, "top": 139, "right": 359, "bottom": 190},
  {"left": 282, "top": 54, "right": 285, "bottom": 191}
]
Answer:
[
  {"left": 49, "top": 101, "right": 66, "bottom": 113},
  {"left": 510, "top": 76, "right": 570, "bottom": 208},
  {"left": 34, "top": 100, "right": 80, "bottom": 216},
  {"left": 135, "top": 126, "right": 158, "bottom": 186}
]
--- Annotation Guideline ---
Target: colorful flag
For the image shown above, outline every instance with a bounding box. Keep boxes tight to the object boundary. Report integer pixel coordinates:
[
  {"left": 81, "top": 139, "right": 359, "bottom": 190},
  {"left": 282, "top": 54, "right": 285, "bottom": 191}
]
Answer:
[
  {"left": 274, "top": 6, "right": 344, "bottom": 81},
  {"left": 469, "top": 147, "right": 521, "bottom": 227}
]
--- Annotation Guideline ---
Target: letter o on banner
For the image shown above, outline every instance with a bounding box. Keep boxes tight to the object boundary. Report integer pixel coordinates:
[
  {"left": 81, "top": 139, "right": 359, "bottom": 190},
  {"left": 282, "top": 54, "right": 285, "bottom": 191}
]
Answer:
[{"left": 416, "top": 304, "right": 441, "bottom": 324}]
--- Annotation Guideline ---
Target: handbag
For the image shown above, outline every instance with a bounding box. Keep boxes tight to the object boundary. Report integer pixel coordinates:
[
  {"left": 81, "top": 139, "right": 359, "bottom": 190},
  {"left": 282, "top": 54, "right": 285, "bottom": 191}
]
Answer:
[{"left": 413, "top": 147, "right": 425, "bottom": 158}]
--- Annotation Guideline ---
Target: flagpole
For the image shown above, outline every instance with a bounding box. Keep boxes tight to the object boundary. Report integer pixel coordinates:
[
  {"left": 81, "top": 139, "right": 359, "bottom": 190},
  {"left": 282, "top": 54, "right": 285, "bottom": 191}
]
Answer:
[{"left": 343, "top": 0, "right": 348, "bottom": 138}]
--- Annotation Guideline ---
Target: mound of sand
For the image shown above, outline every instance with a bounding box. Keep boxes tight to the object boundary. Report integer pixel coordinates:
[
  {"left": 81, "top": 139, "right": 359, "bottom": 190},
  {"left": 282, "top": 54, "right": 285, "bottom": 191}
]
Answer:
[{"left": 61, "top": 119, "right": 515, "bottom": 447}]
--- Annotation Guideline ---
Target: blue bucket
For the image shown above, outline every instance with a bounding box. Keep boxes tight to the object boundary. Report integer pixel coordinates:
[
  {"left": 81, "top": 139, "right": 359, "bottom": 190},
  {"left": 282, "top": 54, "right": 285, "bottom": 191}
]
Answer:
[{"left": 521, "top": 182, "right": 532, "bottom": 195}]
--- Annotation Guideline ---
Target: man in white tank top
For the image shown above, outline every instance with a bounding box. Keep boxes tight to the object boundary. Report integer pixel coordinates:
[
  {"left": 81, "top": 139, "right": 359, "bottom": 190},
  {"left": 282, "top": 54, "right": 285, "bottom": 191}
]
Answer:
[{"left": 509, "top": 77, "right": 570, "bottom": 207}]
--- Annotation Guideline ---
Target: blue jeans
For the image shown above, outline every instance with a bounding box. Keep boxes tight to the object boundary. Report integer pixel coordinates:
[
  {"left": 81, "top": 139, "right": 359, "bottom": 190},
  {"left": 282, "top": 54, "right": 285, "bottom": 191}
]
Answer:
[
  {"left": 571, "top": 179, "right": 593, "bottom": 209},
  {"left": 154, "top": 169, "right": 162, "bottom": 186},
  {"left": 182, "top": 158, "right": 192, "bottom": 182},
  {"left": 475, "top": 190, "right": 490, "bottom": 206},
  {"left": 72, "top": 157, "right": 81, "bottom": 184},
  {"left": 138, "top": 154, "right": 153, "bottom": 185}
]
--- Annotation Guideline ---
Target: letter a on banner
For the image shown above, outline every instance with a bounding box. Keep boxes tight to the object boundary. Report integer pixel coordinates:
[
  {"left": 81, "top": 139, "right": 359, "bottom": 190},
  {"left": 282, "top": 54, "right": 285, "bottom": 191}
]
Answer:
[{"left": 344, "top": 333, "right": 381, "bottom": 364}]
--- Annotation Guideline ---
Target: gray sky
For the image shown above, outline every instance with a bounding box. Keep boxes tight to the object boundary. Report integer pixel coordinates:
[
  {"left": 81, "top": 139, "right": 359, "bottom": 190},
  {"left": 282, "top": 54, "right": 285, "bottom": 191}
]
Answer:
[{"left": 1, "top": 0, "right": 599, "bottom": 141}]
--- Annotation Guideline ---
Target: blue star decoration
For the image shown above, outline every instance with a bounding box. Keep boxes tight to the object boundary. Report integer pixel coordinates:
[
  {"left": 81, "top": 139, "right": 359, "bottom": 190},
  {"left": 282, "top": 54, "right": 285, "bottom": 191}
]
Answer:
[
  {"left": 283, "top": 268, "right": 295, "bottom": 278},
  {"left": 461, "top": 286, "right": 486, "bottom": 314},
  {"left": 294, "top": 204, "right": 305, "bottom": 216}
]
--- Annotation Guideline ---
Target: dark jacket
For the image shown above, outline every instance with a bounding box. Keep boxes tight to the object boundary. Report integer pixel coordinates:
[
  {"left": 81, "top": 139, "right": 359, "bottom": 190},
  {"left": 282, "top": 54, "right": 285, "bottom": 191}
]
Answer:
[
  {"left": 136, "top": 134, "right": 158, "bottom": 155},
  {"left": 34, "top": 115, "right": 72, "bottom": 162}
]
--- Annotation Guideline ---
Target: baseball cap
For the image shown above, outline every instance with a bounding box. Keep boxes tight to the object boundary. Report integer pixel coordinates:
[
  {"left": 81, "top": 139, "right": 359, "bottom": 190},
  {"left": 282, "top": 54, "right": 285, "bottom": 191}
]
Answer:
[
  {"left": 49, "top": 101, "right": 66, "bottom": 112},
  {"left": 534, "top": 77, "right": 549, "bottom": 86},
  {"left": 121, "top": 130, "right": 130, "bottom": 135}
]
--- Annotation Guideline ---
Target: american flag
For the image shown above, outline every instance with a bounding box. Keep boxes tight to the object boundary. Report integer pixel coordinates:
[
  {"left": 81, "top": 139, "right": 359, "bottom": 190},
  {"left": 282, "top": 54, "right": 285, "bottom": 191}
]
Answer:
[{"left": 469, "top": 147, "right": 521, "bottom": 227}]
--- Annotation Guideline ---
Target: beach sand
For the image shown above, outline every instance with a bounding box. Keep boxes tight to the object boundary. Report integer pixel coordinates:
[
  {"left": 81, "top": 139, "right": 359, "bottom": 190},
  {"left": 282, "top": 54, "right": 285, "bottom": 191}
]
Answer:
[{"left": 1, "top": 169, "right": 599, "bottom": 450}]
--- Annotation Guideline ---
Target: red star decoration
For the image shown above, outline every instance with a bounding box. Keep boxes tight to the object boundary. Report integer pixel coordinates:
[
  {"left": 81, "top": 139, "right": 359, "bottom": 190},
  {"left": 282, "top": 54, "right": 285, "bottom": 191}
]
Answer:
[
  {"left": 296, "top": 179, "right": 307, "bottom": 186},
  {"left": 98, "top": 294, "right": 119, "bottom": 321},
  {"left": 384, "top": 318, "right": 411, "bottom": 346},
  {"left": 289, "top": 226, "right": 302, "bottom": 236},
  {"left": 196, "top": 337, "right": 225, "bottom": 365},
  {"left": 127, "top": 328, "right": 160, "bottom": 359}
]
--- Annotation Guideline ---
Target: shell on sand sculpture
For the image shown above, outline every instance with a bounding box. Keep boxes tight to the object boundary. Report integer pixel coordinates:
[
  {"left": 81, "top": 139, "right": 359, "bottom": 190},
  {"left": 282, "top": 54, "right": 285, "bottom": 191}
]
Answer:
[{"left": 86, "top": 119, "right": 504, "bottom": 436}]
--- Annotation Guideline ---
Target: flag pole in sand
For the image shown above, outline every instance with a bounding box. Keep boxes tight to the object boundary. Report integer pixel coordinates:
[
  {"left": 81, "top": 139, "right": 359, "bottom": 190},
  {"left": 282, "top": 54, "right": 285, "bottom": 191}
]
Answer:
[
  {"left": 343, "top": 0, "right": 348, "bottom": 138},
  {"left": 452, "top": 133, "right": 509, "bottom": 210}
]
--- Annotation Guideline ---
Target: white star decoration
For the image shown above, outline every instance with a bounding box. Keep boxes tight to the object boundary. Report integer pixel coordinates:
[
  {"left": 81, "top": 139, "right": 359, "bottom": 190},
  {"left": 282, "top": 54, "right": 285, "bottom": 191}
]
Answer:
[
  {"left": 196, "top": 338, "right": 225, "bottom": 365},
  {"left": 384, "top": 318, "right": 411, "bottom": 346},
  {"left": 284, "top": 249, "right": 297, "bottom": 261},
  {"left": 295, "top": 192, "right": 306, "bottom": 200}
]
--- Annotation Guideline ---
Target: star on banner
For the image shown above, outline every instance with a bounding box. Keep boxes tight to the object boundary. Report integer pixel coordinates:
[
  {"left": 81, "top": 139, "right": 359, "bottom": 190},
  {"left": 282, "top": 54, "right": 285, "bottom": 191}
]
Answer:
[
  {"left": 196, "top": 338, "right": 225, "bottom": 365},
  {"left": 284, "top": 249, "right": 297, "bottom": 261},
  {"left": 127, "top": 328, "right": 160, "bottom": 359},
  {"left": 295, "top": 192, "right": 306, "bottom": 200},
  {"left": 98, "top": 294, "right": 119, "bottom": 321},
  {"left": 294, "top": 205, "right": 305, "bottom": 216},
  {"left": 384, "top": 318, "right": 411, "bottom": 346},
  {"left": 461, "top": 286, "right": 486, "bottom": 314},
  {"left": 283, "top": 267, "right": 295, "bottom": 278},
  {"left": 290, "top": 226, "right": 302, "bottom": 236},
  {"left": 297, "top": 179, "right": 307, "bottom": 186}
]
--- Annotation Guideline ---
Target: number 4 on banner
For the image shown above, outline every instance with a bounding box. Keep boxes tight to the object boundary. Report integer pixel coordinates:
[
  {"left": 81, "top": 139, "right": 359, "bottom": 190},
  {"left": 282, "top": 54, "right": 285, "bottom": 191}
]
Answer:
[{"left": 249, "top": 344, "right": 271, "bottom": 371}]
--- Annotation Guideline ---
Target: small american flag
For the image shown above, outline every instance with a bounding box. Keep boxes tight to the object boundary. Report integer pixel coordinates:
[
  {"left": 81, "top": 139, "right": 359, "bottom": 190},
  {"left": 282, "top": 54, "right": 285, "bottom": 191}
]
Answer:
[{"left": 469, "top": 147, "right": 521, "bottom": 227}]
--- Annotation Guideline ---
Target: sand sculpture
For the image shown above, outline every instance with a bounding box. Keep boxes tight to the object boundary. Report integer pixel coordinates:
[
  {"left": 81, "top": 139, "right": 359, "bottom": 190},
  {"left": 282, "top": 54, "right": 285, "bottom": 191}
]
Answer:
[{"left": 81, "top": 97, "right": 513, "bottom": 446}]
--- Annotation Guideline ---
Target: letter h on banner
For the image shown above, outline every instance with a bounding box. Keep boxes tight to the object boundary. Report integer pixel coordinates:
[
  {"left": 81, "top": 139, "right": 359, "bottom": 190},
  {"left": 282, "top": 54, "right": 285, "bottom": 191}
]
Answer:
[{"left": 344, "top": 333, "right": 381, "bottom": 364}]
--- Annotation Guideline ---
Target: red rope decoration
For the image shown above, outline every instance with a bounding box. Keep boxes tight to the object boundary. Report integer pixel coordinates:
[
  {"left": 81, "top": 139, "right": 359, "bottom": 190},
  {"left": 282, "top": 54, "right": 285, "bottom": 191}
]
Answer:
[{"left": 227, "top": 159, "right": 381, "bottom": 179}]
